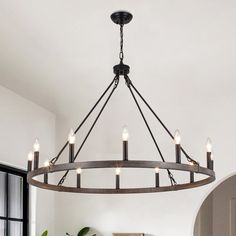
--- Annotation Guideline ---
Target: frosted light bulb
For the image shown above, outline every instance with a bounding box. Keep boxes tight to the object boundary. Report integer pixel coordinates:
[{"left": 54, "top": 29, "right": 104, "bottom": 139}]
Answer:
[
  {"left": 33, "top": 139, "right": 40, "bottom": 152},
  {"left": 28, "top": 152, "right": 33, "bottom": 161},
  {"left": 210, "top": 152, "right": 214, "bottom": 160},
  {"left": 115, "top": 168, "right": 121, "bottom": 175},
  {"left": 174, "top": 130, "right": 181, "bottom": 144},
  {"left": 68, "top": 129, "right": 76, "bottom": 144},
  {"left": 44, "top": 160, "right": 50, "bottom": 167},
  {"left": 122, "top": 127, "right": 129, "bottom": 141},
  {"left": 155, "top": 167, "right": 160, "bottom": 173},
  {"left": 76, "top": 168, "right": 82, "bottom": 174},
  {"left": 206, "top": 138, "right": 212, "bottom": 152}
]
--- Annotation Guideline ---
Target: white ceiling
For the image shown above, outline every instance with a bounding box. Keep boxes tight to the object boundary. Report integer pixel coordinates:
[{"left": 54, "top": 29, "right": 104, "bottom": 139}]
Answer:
[{"left": 0, "top": 0, "right": 236, "bottom": 117}]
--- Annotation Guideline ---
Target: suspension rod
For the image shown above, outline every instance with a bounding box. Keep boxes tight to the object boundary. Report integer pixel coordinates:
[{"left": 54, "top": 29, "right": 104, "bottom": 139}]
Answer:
[
  {"left": 58, "top": 77, "right": 120, "bottom": 186},
  {"left": 50, "top": 77, "right": 117, "bottom": 165},
  {"left": 130, "top": 82, "right": 198, "bottom": 165},
  {"left": 125, "top": 76, "right": 176, "bottom": 185}
]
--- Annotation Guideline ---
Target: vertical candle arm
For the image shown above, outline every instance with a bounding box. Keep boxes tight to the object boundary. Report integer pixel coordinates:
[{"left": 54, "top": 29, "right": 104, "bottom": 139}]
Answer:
[
  {"left": 34, "top": 152, "right": 39, "bottom": 170},
  {"left": 116, "top": 175, "right": 120, "bottom": 189},
  {"left": 190, "top": 172, "right": 194, "bottom": 183},
  {"left": 175, "top": 144, "right": 181, "bottom": 163},
  {"left": 123, "top": 141, "right": 128, "bottom": 161},
  {"left": 27, "top": 160, "right": 32, "bottom": 172},
  {"left": 207, "top": 152, "right": 212, "bottom": 169},
  {"left": 69, "top": 144, "right": 74, "bottom": 163},
  {"left": 44, "top": 173, "right": 48, "bottom": 184},
  {"left": 155, "top": 172, "right": 160, "bottom": 187},
  {"left": 77, "top": 173, "right": 81, "bottom": 188}
]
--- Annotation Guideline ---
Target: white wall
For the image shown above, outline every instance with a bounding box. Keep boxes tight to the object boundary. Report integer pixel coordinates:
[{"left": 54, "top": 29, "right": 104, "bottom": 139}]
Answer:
[
  {"left": 0, "top": 85, "right": 56, "bottom": 235},
  {"left": 53, "top": 79, "right": 236, "bottom": 236}
]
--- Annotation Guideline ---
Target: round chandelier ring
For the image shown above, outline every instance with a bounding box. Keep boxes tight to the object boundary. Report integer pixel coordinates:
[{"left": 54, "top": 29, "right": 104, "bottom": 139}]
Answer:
[{"left": 27, "top": 161, "right": 215, "bottom": 194}]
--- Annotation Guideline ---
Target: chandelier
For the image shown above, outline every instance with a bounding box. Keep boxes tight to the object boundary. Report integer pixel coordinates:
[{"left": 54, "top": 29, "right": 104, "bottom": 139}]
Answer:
[{"left": 27, "top": 11, "right": 215, "bottom": 194}]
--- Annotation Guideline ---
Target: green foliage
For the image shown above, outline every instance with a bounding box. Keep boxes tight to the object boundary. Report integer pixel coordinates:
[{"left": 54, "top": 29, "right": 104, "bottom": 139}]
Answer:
[
  {"left": 41, "top": 231, "right": 48, "bottom": 236},
  {"left": 78, "top": 227, "right": 90, "bottom": 236},
  {"left": 66, "top": 227, "right": 96, "bottom": 236}
]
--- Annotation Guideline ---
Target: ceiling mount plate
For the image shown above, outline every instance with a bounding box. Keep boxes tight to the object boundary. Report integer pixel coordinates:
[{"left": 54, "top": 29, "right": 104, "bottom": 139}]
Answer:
[{"left": 111, "top": 11, "right": 133, "bottom": 25}]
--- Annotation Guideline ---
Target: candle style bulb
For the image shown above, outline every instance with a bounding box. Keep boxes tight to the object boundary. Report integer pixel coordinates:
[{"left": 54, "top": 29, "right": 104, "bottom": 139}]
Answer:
[
  {"left": 68, "top": 129, "right": 76, "bottom": 144},
  {"left": 115, "top": 168, "right": 121, "bottom": 175},
  {"left": 28, "top": 152, "right": 33, "bottom": 161},
  {"left": 174, "top": 130, "right": 181, "bottom": 144},
  {"left": 155, "top": 167, "right": 160, "bottom": 173},
  {"left": 76, "top": 168, "right": 82, "bottom": 174},
  {"left": 44, "top": 160, "right": 50, "bottom": 167},
  {"left": 206, "top": 138, "right": 212, "bottom": 152},
  {"left": 210, "top": 152, "right": 214, "bottom": 160},
  {"left": 122, "top": 127, "right": 129, "bottom": 141},
  {"left": 33, "top": 139, "right": 40, "bottom": 152}
]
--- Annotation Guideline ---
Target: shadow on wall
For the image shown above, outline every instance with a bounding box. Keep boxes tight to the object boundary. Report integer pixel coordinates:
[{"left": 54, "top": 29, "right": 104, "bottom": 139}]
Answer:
[{"left": 194, "top": 174, "right": 236, "bottom": 236}]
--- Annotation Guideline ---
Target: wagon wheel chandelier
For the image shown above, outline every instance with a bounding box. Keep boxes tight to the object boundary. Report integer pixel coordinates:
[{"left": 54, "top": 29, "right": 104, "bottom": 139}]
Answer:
[{"left": 27, "top": 11, "right": 215, "bottom": 194}]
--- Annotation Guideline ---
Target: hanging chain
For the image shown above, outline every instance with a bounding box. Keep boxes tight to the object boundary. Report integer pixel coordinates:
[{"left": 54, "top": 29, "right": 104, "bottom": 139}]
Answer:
[{"left": 119, "top": 24, "right": 124, "bottom": 62}]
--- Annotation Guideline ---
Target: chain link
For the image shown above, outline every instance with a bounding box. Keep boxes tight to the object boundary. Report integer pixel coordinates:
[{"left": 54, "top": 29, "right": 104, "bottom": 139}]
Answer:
[{"left": 119, "top": 24, "right": 124, "bottom": 62}]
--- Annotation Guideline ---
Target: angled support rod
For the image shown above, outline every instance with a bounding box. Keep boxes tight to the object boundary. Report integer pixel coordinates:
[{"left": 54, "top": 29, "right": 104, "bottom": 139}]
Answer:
[
  {"left": 58, "top": 76, "right": 120, "bottom": 186},
  {"left": 50, "top": 77, "right": 117, "bottom": 165},
  {"left": 124, "top": 75, "right": 176, "bottom": 185},
  {"left": 130, "top": 82, "right": 198, "bottom": 165}
]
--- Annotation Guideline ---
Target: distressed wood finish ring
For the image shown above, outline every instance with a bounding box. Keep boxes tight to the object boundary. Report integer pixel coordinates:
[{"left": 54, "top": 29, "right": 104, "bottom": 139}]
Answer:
[{"left": 27, "top": 160, "right": 215, "bottom": 194}]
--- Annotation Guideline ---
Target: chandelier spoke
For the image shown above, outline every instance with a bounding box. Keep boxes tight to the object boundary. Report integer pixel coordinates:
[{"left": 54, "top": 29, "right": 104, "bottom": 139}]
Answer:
[
  {"left": 130, "top": 82, "right": 198, "bottom": 165},
  {"left": 124, "top": 75, "right": 176, "bottom": 185},
  {"left": 58, "top": 76, "right": 120, "bottom": 186},
  {"left": 49, "top": 77, "right": 117, "bottom": 166}
]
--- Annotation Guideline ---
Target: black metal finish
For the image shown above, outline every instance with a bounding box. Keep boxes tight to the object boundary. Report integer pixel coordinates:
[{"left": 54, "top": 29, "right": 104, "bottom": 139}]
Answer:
[
  {"left": 129, "top": 82, "right": 198, "bottom": 165},
  {"left": 116, "top": 175, "right": 120, "bottom": 189},
  {"left": 123, "top": 141, "right": 128, "bottom": 161},
  {"left": 111, "top": 11, "right": 133, "bottom": 25},
  {"left": 6, "top": 170, "right": 9, "bottom": 236},
  {"left": 27, "top": 160, "right": 32, "bottom": 172},
  {"left": 44, "top": 173, "right": 48, "bottom": 184},
  {"left": 207, "top": 152, "right": 211, "bottom": 169},
  {"left": 155, "top": 172, "right": 160, "bottom": 188},
  {"left": 113, "top": 63, "right": 130, "bottom": 75},
  {"left": 69, "top": 144, "right": 74, "bottom": 163},
  {"left": 175, "top": 144, "right": 181, "bottom": 164},
  {"left": 77, "top": 174, "right": 81, "bottom": 188},
  {"left": 58, "top": 77, "right": 119, "bottom": 186},
  {"left": 190, "top": 172, "right": 194, "bottom": 183},
  {"left": 50, "top": 78, "right": 116, "bottom": 166},
  {"left": 125, "top": 75, "right": 176, "bottom": 186},
  {"left": 0, "top": 164, "right": 28, "bottom": 235},
  {"left": 33, "top": 152, "right": 39, "bottom": 170}
]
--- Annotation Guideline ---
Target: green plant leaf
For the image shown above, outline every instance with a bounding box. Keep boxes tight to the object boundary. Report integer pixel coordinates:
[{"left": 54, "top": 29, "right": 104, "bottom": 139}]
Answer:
[
  {"left": 41, "top": 230, "right": 48, "bottom": 236},
  {"left": 77, "top": 227, "right": 90, "bottom": 236},
  {"left": 91, "top": 234, "right": 96, "bottom": 236}
]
